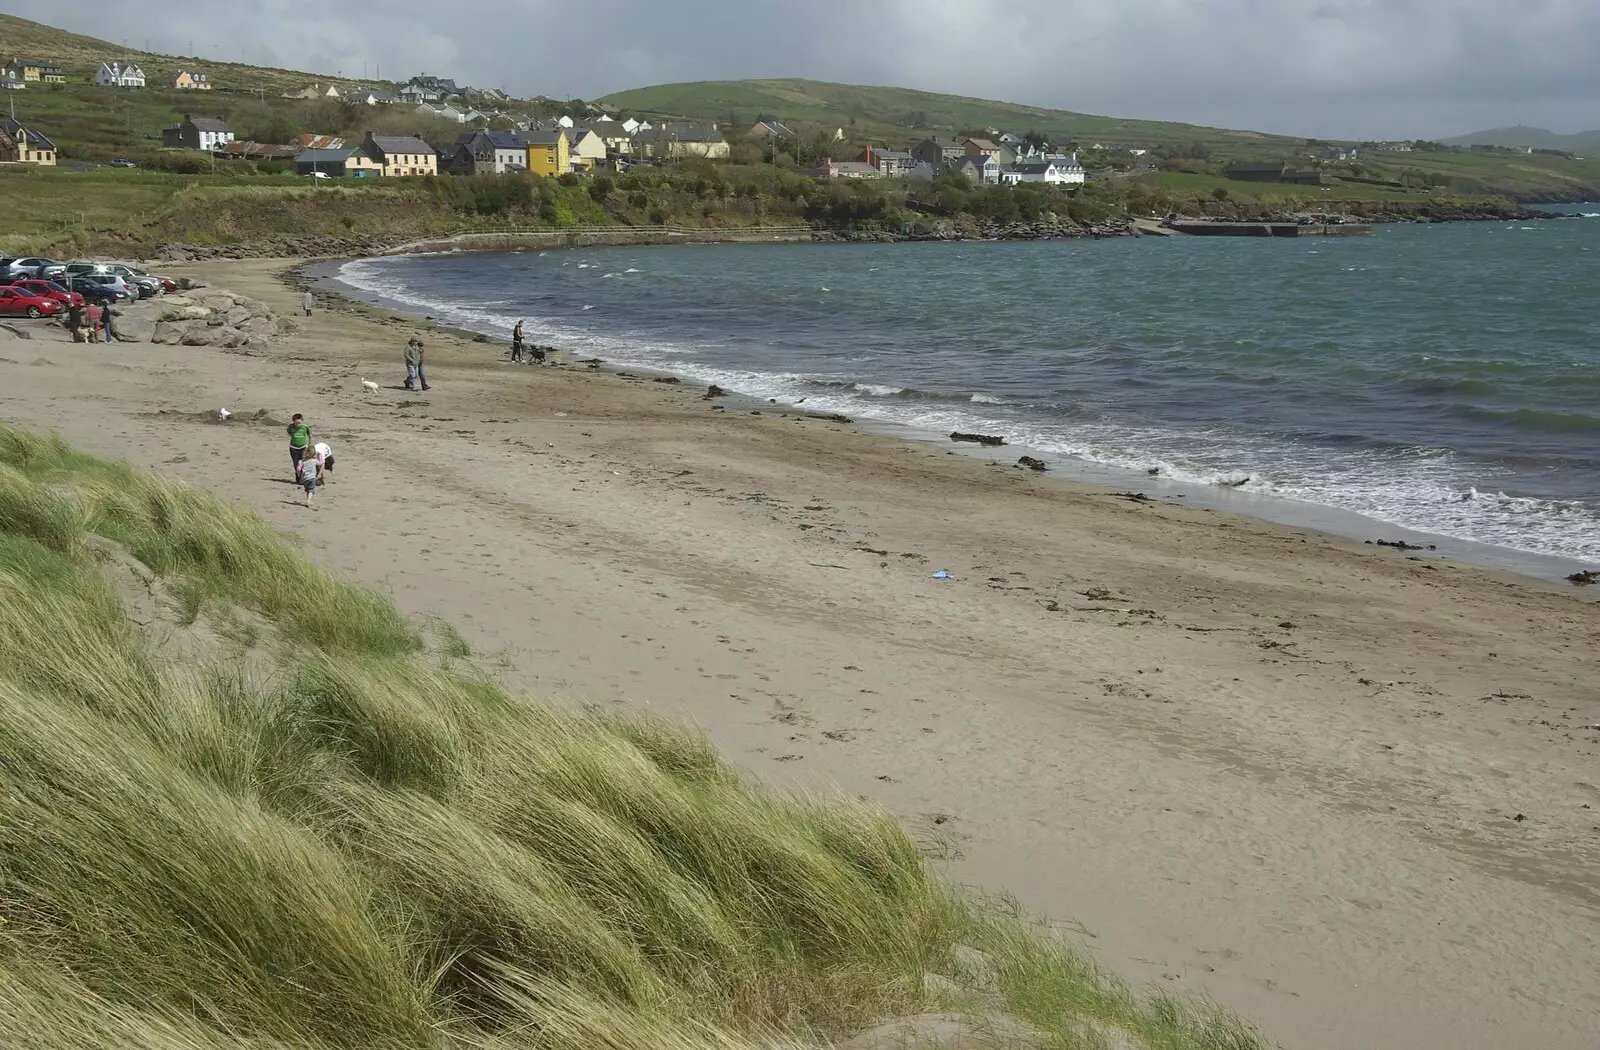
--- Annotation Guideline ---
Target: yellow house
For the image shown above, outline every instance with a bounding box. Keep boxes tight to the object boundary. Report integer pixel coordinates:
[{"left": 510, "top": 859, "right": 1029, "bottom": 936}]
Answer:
[
  {"left": 524, "top": 129, "right": 570, "bottom": 176},
  {"left": 0, "top": 119, "right": 57, "bottom": 165},
  {"left": 171, "top": 70, "right": 212, "bottom": 90},
  {"left": 11, "top": 60, "right": 66, "bottom": 84},
  {"left": 361, "top": 133, "right": 437, "bottom": 176}
]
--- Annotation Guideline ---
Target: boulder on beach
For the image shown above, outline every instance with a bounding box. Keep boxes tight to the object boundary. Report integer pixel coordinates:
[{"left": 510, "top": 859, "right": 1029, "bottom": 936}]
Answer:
[
  {"left": 110, "top": 315, "right": 157, "bottom": 343},
  {"left": 225, "top": 306, "right": 253, "bottom": 328},
  {"left": 219, "top": 327, "right": 249, "bottom": 349},
  {"left": 180, "top": 325, "right": 221, "bottom": 347},
  {"left": 241, "top": 316, "right": 279, "bottom": 337},
  {"left": 151, "top": 321, "right": 187, "bottom": 345}
]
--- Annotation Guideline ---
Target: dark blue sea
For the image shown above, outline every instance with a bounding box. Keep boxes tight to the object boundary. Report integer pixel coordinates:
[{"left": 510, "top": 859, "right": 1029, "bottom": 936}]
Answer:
[{"left": 330, "top": 207, "right": 1600, "bottom": 567}]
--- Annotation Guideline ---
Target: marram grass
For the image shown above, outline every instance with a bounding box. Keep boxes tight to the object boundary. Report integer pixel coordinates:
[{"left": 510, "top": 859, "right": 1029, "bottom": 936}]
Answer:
[{"left": 0, "top": 423, "right": 1270, "bottom": 1050}]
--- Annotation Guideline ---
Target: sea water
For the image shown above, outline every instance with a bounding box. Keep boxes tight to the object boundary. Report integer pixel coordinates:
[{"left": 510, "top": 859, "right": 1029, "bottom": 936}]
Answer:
[{"left": 326, "top": 209, "right": 1600, "bottom": 569}]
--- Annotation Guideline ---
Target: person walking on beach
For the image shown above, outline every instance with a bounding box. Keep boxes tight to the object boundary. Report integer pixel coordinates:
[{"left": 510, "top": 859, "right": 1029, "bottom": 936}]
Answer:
[
  {"left": 84, "top": 301, "right": 102, "bottom": 344},
  {"left": 101, "top": 302, "right": 116, "bottom": 343},
  {"left": 286, "top": 413, "right": 311, "bottom": 478},
  {"left": 65, "top": 301, "right": 85, "bottom": 343},
  {"left": 511, "top": 320, "right": 524, "bottom": 364},
  {"left": 404, "top": 338, "right": 429, "bottom": 391},
  {"left": 302, "top": 291, "right": 315, "bottom": 317},
  {"left": 313, "top": 440, "right": 334, "bottom": 483},
  {"left": 296, "top": 443, "right": 324, "bottom": 507}
]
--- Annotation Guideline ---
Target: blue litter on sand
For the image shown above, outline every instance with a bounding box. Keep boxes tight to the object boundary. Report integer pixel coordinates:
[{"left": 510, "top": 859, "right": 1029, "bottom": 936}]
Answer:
[{"left": 932, "top": 570, "right": 955, "bottom": 580}]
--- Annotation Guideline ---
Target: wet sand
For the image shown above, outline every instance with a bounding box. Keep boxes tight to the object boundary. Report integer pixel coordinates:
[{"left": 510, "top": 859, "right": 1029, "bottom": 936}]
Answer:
[{"left": 2, "top": 258, "right": 1597, "bottom": 1050}]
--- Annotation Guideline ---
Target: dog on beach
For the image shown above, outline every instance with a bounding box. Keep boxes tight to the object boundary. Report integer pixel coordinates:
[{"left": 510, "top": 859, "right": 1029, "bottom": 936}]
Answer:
[{"left": 360, "top": 377, "right": 380, "bottom": 394}]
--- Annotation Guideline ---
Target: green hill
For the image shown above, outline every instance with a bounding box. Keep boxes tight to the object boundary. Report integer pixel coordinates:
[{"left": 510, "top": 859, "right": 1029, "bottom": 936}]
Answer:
[
  {"left": 1441, "top": 125, "right": 1600, "bottom": 155},
  {"left": 0, "top": 12, "right": 372, "bottom": 96},
  {"left": 601, "top": 77, "right": 1300, "bottom": 157}
]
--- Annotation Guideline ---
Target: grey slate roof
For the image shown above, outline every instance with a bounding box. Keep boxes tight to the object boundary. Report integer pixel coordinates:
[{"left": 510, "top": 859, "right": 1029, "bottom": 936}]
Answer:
[
  {"left": 0, "top": 118, "right": 54, "bottom": 151},
  {"left": 522, "top": 129, "right": 569, "bottom": 145},
  {"left": 367, "top": 136, "right": 436, "bottom": 156},
  {"left": 187, "top": 116, "right": 230, "bottom": 132},
  {"left": 296, "top": 148, "right": 354, "bottom": 163}
]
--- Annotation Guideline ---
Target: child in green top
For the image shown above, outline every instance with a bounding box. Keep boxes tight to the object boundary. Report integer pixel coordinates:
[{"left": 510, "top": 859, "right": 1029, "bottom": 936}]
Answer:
[{"left": 287, "top": 413, "right": 311, "bottom": 479}]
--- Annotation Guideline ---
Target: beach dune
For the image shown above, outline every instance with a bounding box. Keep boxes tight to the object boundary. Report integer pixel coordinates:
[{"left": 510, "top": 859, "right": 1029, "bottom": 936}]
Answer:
[{"left": 1, "top": 259, "right": 1595, "bottom": 1050}]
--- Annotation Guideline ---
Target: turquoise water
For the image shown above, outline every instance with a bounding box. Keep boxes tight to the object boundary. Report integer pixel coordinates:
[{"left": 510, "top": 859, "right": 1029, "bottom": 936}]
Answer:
[{"left": 333, "top": 212, "right": 1600, "bottom": 565}]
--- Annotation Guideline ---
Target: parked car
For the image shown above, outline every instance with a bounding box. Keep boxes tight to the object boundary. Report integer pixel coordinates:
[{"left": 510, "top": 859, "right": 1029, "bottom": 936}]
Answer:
[
  {"left": 63, "top": 265, "right": 140, "bottom": 300},
  {"left": 118, "top": 265, "right": 168, "bottom": 297},
  {"left": 131, "top": 268, "right": 179, "bottom": 294},
  {"left": 68, "top": 274, "right": 134, "bottom": 301},
  {"left": 65, "top": 262, "right": 157, "bottom": 298},
  {"left": 109, "top": 158, "right": 138, "bottom": 168},
  {"left": 0, "top": 256, "right": 58, "bottom": 280},
  {"left": 0, "top": 278, "right": 84, "bottom": 307},
  {"left": 0, "top": 287, "right": 64, "bottom": 318}
]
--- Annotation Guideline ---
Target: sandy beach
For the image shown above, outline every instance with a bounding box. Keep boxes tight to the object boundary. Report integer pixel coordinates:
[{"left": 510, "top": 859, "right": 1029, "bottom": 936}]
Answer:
[{"left": 2, "top": 258, "right": 1596, "bottom": 1050}]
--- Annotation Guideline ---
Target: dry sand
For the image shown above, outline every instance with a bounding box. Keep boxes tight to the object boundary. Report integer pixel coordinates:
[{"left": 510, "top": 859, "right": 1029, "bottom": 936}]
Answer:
[{"left": 2, "top": 259, "right": 1597, "bottom": 1050}]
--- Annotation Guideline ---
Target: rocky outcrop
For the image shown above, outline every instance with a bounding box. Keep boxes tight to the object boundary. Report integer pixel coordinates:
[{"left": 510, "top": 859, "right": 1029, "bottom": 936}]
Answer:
[{"left": 107, "top": 289, "right": 285, "bottom": 352}]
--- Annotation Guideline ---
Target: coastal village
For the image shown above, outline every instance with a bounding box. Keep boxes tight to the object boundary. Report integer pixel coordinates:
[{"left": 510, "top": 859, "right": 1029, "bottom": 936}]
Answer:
[
  {"left": 0, "top": 51, "right": 1471, "bottom": 195},
  {"left": 1, "top": 54, "right": 1103, "bottom": 184}
]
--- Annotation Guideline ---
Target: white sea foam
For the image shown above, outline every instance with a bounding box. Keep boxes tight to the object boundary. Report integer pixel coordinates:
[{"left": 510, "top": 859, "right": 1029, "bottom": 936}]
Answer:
[
  {"left": 854, "top": 383, "right": 904, "bottom": 397},
  {"left": 970, "top": 394, "right": 1007, "bottom": 404}
]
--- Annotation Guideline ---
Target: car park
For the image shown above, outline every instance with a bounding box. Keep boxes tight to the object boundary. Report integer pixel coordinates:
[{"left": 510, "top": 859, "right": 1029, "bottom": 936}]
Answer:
[
  {"left": 68, "top": 273, "right": 134, "bottom": 301},
  {"left": 0, "top": 287, "right": 64, "bottom": 318},
  {"left": 0, "top": 256, "right": 59, "bottom": 280},
  {"left": 0, "top": 278, "right": 84, "bottom": 308}
]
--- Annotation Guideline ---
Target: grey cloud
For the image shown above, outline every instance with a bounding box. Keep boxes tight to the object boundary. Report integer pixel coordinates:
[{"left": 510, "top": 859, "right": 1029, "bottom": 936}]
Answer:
[{"left": 7, "top": 0, "right": 1598, "bottom": 138}]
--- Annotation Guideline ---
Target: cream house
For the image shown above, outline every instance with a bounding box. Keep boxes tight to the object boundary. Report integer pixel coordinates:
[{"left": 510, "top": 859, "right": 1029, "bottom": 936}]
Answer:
[
  {"left": 0, "top": 119, "right": 57, "bottom": 165},
  {"left": 565, "top": 127, "right": 606, "bottom": 168},
  {"left": 171, "top": 70, "right": 212, "bottom": 90},
  {"left": 637, "top": 124, "right": 729, "bottom": 160},
  {"left": 361, "top": 133, "right": 437, "bottom": 176}
]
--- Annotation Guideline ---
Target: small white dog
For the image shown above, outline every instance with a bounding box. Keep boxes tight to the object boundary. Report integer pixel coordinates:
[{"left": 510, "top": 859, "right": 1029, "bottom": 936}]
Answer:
[{"left": 360, "top": 377, "right": 380, "bottom": 394}]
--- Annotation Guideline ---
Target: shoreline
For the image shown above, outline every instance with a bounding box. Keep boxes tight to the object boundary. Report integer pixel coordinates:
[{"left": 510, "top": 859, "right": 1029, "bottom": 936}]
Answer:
[
  {"left": 4, "top": 258, "right": 1598, "bottom": 1050},
  {"left": 306, "top": 252, "right": 1596, "bottom": 584},
  {"left": 144, "top": 198, "right": 1569, "bottom": 264}
]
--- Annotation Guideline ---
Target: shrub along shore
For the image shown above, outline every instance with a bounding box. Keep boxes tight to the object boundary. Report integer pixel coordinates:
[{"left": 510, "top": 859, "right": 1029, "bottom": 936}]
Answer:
[
  {"left": 1, "top": 159, "right": 1540, "bottom": 262},
  {"left": 0, "top": 422, "right": 1269, "bottom": 1049}
]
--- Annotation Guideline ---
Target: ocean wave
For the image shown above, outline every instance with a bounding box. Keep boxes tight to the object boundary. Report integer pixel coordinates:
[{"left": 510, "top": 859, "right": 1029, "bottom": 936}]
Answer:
[{"left": 971, "top": 394, "right": 1007, "bottom": 404}]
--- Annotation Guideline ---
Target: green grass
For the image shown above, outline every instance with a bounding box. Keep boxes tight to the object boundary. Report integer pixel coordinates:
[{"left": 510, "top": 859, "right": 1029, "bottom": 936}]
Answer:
[
  {"left": 0, "top": 421, "right": 1275, "bottom": 1050},
  {"left": 1147, "top": 171, "right": 1426, "bottom": 203}
]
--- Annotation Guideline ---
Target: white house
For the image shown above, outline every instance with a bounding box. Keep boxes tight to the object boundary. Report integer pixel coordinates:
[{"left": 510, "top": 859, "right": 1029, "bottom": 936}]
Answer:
[
  {"left": 1000, "top": 155, "right": 1086, "bottom": 186},
  {"left": 94, "top": 61, "right": 145, "bottom": 88},
  {"left": 556, "top": 114, "right": 574, "bottom": 128}
]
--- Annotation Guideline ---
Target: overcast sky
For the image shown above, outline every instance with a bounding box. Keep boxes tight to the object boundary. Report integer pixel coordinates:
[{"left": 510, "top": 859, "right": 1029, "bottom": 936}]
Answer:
[{"left": 11, "top": 0, "right": 1598, "bottom": 139}]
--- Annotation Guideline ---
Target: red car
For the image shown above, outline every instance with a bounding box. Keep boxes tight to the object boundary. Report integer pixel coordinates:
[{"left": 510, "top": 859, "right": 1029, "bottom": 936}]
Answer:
[
  {"left": 0, "top": 287, "right": 64, "bottom": 318},
  {"left": 2, "top": 278, "right": 84, "bottom": 308}
]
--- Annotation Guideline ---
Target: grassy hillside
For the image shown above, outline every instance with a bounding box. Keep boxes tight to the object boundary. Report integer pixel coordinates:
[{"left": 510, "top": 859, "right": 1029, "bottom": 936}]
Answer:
[
  {"left": 0, "top": 422, "right": 1271, "bottom": 1050},
  {"left": 0, "top": 12, "right": 373, "bottom": 96},
  {"left": 602, "top": 77, "right": 1299, "bottom": 156},
  {"left": 599, "top": 79, "right": 1600, "bottom": 201},
  {"left": 1441, "top": 125, "right": 1600, "bottom": 154}
]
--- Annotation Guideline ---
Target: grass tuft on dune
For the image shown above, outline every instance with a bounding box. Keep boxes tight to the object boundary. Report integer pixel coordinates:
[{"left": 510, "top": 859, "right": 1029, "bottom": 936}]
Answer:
[{"left": 0, "top": 422, "right": 1270, "bottom": 1050}]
